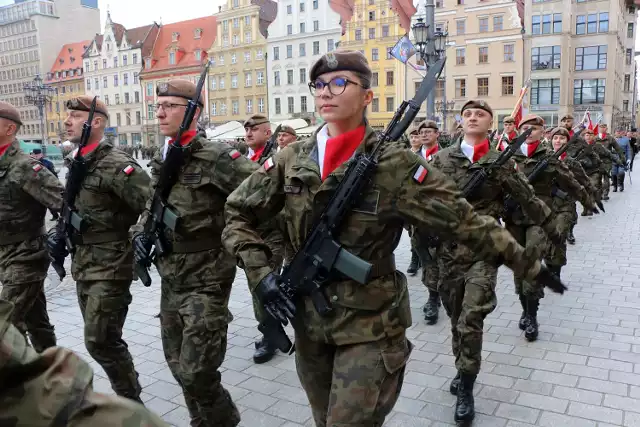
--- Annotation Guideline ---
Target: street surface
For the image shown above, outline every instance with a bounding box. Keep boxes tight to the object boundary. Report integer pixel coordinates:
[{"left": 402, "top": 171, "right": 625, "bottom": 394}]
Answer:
[{"left": 33, "top": 163, "right": 640, "bottom": 426}]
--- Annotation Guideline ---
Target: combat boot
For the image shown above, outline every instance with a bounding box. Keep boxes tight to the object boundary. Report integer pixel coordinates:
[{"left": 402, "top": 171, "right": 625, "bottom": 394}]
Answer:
[
  {"left": 524, "top": 298, "right": 539, "bottom": 342},
  {"left": 567, "top": 229, "right": 575, "bottom": 245},
  {"left": 423, "top": 291, "right": 440, "bottom": 325},
  {"left": 407, "top": 249, "right": 420, "bottom": 276},
  {"left": 454, "top": 373, "right": 476, "bottom": 425},
  {"left": 450, "top": 372, "right": 461, "bottom": 395},
  {"left": 618, "top": 173, "right": 625, "bottom": 192},
  {"left": 253, "top": 335, "right": 276, "bottom": 364},
  {"left": 518, "top": 294, "right": 529, "bottom": 330},
  {"left": 612, "top": 175, "right": 618, "bottom": 192}
]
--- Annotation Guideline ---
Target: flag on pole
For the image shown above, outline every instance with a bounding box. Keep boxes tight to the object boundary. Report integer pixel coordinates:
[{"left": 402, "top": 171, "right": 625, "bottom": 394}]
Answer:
[
  {"left": 592, "top": 113, "right": 603, "bottom": 135},
  {"left": 390, "top": 35, "right": 416, "bottom": 63},
  {"left": 511, "top": 79, "right": 531, "bottom": 127}
]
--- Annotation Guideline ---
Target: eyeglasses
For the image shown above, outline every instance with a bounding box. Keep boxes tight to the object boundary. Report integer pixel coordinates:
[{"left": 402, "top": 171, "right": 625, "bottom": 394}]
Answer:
[
  {"left": 308, "top": 76, "right": 363, "bottom": 97},
  {"left": 154, "top": 103, "right": 188, "bottom": 112}
]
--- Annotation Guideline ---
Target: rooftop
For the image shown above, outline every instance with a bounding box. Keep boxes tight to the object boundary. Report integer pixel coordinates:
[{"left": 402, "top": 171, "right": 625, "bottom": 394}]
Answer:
[{"left": 45, "top": 40, "right": 90, "bottom": 83}]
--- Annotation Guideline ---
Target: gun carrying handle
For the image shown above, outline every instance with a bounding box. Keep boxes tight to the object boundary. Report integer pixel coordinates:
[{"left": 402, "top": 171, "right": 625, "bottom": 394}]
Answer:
[{"left": 334, "top": 248, "right": 372, "bottom": 285}]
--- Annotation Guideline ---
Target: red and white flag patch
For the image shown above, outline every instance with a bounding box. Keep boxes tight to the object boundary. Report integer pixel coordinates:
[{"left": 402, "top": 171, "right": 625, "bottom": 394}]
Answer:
[
  {"left": 264, "top": 157, "right": 275, "bottom": 171},
  {"left": 32, "top": 164, "right": 43, "bottom": 172},
  {"left": 229, "top": 149, "right": 241, "bottom": 160},
  {"left": 413, "top": 165, "right": 428, "bottom": 183},
  {"left": 123, "top": 165, "right": 135, "bottom": 175}
]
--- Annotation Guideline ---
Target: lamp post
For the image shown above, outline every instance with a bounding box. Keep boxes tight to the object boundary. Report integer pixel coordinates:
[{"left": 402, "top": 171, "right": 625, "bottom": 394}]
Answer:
[
  {"left": 435, "top": 99, "right": 455, "bottom": 132},
  {"left": 412, "top": 14, "right": 449, "bottom": 120},
  {"left": 23, "top": 74, "right": 56, "bottom": 147}
]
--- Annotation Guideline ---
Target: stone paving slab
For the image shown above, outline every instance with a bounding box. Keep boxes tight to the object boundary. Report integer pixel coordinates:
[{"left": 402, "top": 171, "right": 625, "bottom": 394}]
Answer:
[{"left": 28, "top": 167, "right": 640, "bottom": 426}]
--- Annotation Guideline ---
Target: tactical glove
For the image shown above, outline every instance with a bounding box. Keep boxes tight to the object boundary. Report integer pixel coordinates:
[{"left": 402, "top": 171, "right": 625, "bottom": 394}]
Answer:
[
  {"left": 255, "top": 272, "right": 296, "bottom": 325},
  {"left": 46, "top": 227, "right": 68, "bottom": 280},
  {"left": 132, "top": 232, "right": 153, "bottom": 265},
  {"left": 535, "top": 264, "right": 567, "bottom": 294}
]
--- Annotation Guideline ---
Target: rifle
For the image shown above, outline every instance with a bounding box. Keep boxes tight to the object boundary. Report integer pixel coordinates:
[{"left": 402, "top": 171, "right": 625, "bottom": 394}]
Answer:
[
  {"left": 257, "top": 124, "right": 281, "bottom": 164},
  {"left": 134, "top": 60, "right": 211, "bottom": 287},
  {"left": 51, "top": 97, "right": 97, "bottom": 279},
  {"left": 259, "top": 56, "right": 447, "bottom": 354}
]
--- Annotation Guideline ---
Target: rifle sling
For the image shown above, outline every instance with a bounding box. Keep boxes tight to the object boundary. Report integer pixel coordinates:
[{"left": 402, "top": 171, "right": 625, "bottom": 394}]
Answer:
[{"left": 0, "top": 227, "right": 46, "bottom": 246}]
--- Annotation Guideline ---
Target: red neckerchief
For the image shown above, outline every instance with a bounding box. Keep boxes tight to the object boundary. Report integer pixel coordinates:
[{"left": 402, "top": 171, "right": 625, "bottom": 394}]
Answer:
[
  {"left": 0, "top": 143, "right": 10, "bottom": 158},
  {"left": 250, "top": 144, "right": 266, "bottom": 162},
  {"left": 587, "top": 139, "right": 595, "bottom": 145},
  {"left": 322, "top": 125, "right": 366, "bottom": 181},
  {"left": 472, "top": 139, "right": 490, "bottom": 163},
  {"left": 508, "top": 130, "right": 517, "bottom": 140},
  {"left": 600, "top": 132, "right": 607, "bottom": 139},
  {"left": 80, "top": 141, "right": 100, "bottom": 156},
  {"left": 169, "top": 130, "right": 197, "bottom": 147},
  {"left": 559, "top": 152, "right": 567, "bottom": 161},
  {"left": 424, "top": 144, "right": 438, "bottom": 158},
  {"left": 569, "top": 129, "right": 574, "bottom": 138},
  {"left": 526, "top": 140, "right": 541, "bottom": 157}
]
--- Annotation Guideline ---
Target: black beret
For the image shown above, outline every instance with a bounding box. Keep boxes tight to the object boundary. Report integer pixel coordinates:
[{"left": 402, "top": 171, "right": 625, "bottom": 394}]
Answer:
[
  {"left": 417, "top": 120, "right": 439, "bottom": 131},
  {"left": 518, "top": 114, "right": 544, "bottom": 129},
  {"left": 66, "top": 95, "right": 109, "bottom": 118},
  {"left": 461, "top": 99, "right": 493, "bottom": 117},
  {"left": 550, "top": 127, "right": 570, "bottom": 139},
  {"left": 244, "top": 114, "right": 270, "bottom": 128}
]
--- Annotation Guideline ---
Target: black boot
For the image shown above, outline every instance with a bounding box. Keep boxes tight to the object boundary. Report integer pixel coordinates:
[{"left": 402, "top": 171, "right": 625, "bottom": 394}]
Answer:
[
  {"left": 454, "top": 373, "right": 476, "bottom": 424},
  {"left": 407, "top": 249, "right": 419, "bottom": 276},
  {"left": 450, "top": 371, "right": 461, "bottom": 395},
  {"left": 612, "top": 175, "right": 618, "bottom": 192},
  {"left": 423, "top": 291, "right": 440, "bottom": 325},
  {"left": 567, "top": 229, "right": 575, "bottom": 245},
  {"left": 618, "top": 173, "right": 625, "bottom": 192},
  {"left": 253, "top": 335, "right": 276, "bottom": 364},
  {"left": 524, "top": 298, "right": 539, "bottom": 342},
  {"left": 518, "top": 294, "right": 529, "bottom": 331}
]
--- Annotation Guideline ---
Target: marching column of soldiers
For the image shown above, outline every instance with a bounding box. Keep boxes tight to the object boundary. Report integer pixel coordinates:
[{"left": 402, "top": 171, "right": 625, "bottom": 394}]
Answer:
[{"left": 0, "top": 48, "right": 635, "bottom": 427}]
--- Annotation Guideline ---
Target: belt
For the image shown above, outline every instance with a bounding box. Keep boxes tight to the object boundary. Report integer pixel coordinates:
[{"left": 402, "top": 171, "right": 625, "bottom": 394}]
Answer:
[
  {"left": 0, "top": 227, "right": 46, "bottom": 246},
  {"left": 369, "top": 254, "right": 397, "bottom": 279},
  {"left": 171, "top": 237, "right": 221, "bottom": 254},
  {"left": 72, "top": 231, "right": 129, "bottom": 245}
]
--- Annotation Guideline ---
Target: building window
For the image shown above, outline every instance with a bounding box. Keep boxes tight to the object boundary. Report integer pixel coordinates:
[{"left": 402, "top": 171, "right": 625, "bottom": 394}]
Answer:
[
  {"left": 220, "top": 77, "right": 225, "bottom": 89},
  {"left": 219, "top": 55, "right": 225, "bottom": 65},
  {"left": 274, "top": 71, "right": 280, "bottom": 86},
  {"left": 211, "top": 77, "right": 217, "bottom": 90},
  {"left": 233, "top": 18, "right": 239, "bottom": 28},
  {"left": 257, "top": 49, "right": 264, "bottom": 60},
  {"left": 221, "top": 103, "right": 227, "bottom": 115},
  {"left": 133, "top": 53, "right": 138, "bottom": 64},
  {"left": 532, "top": 14, "right": 562, "bottom": 35},
  {"left": 531, "top": 46, "right": 561, "bottom": 70},
  {"left": 231, "top": 53, "right": 237, "bottom": 64},
  {"left": 288, "top": 96, "right": 295, "bottom": 114},
  {"left": 628, "top": 22, "right": 634, "bottom": 38},
  {"left": 493, "top": 15, "right": 503, "bottom": 31},
  {"left": 286, "top": 45, "right": 292, "bottom": 58},
  {"left": 456, "top": 48, "right": 465, "bottom": 65},
  {"left": 371, "top": 72, "right": 378, "bottom": 87},
  {"left": 300, "top": 23, "right": 305, "bottom": 33},
  {"left": 135, "top": 91, "right": 140, "bottom": 103},
  {"left": 86, "top": 79, "right": 91, "bottom": 90},
  {"left": 114, "top": 57, "right": 118, "bottom": 68},
  {"left": 477, "top": 77, "right": 489, "bottom": 96},
  {"left": 257, "top": 71, "right": 264, "bottom": 84},
  {"left": 435, "top": 79, "right": 445, "bottom": 98},
  {"left": 231, "top": 74, "right": 238, "bottom": 88},
  {"left": 371, "top": 98, "right": 379, "bottom": 112},
  {"left": 116, "top": 113, "right": 121, "bottom": 126},
  {"left": 625, "top": 74, "right": 631, "bottom": 92},
  {"left": 478, "top": 47, "right": 488, "bottom": 64},
  {"left": 85, "top": 61, "right": 90, "bottom": 71},
  {"left": 287, "top": 4, "right": 292, "bottom": 13},
  {"left": 273, "top": 47, "right": 280, "bottom": 60},
  {"left": 626, "top": 48, "right": 633, "bottom": 65},
  {"left": 103, "top": 76, "right": 108, "bottom": 88},
  {"left": 146, "top": 82, "right": 153, "bottom": 96},
  {"left": 258, "top": 98, "right": 265, "bottom": 113},
  {"left": 573, "top": 79, "right": 605, "bottom": 105},
  {"left": 623, "top": 100, "right": 629, "bottom": 112},
  {"left": 300, "top": 1, "right": 305, "bottom": 12},
  {"left": 386, "top": 71, "right": 394, "bottom": 86},
  {"left": 134, "top": 72, "right": 139, "bottom": 84},
  {"left": 501, "top": 76, "right": 514, "bottom": 95},
  {"left": 245, "top": 72, "right": 252, "bottom": 87},
  {"left": 313, "top": 41, "right": 320, "bottom": 55},
  {"left": 372, "top": 48, "right": 379, "bottom": 61},
  {"left": 386, "top": 97, "right": 394, "bottom": 112},
  {"left": 245, "top": 51, "right": 251, "bottom": 62},
  {"left": 287, "top": 24, "right": 293, "bottom": 35},
  {"left": 300, "top": 95, "right": 307, "bottom": 112},
  {"left": 479, "top": 17, "right": 488, "bottom": 33},
  {"left": 232, "top": 100, "right": 239, "bottom": 115},
  {"left": 369, "top": 11, "right": 376, "bottom": 21},
  {"left": 575, "top": 46, "right": 607, "bottom": 71},
  {"left": 246, "top": 99, "right": 253, "bottom": 113},
  {"left": 504, "top": 44, "right": 514, "bottom": 61},
  {"left": 313, "top": 0, "right": 318, "bottom": 9},
  {"left": 211, "top": 102, "right": 217, "bottom": 116},
  {"left": 287, "top": 69, "right": 294, "bottom": 85},
  {"left": 455, "top": 79, "right": 466, "bottom": 98},
  {"left": 576, "top": 13, "right": 608, "bottom": 35},
  {"left": 456, "top": 20, "right": 465, "bottom": 35},
  {"left": 169, "top": 51, "right": 176, "bottom": 65},
  {"left": 300, "top": 68, "right": 306, "bottom": 83},
  {"left": 299, "top": 43, "right": 306, "bottom": 56},
  {"left": 355, "top": 29, "right": 362, "bottom": 41},
  {"left": 313, "top": 20, "right": 319, "bottom": 31},
  {"left": 147, "top": 104, "right": 154, "bottom": 119},
  {"left": 530, "top": 78, "right": 560, "bottom": 105},
  {"left": 103, "top": 59, "right": 107, "bottom": 69}
]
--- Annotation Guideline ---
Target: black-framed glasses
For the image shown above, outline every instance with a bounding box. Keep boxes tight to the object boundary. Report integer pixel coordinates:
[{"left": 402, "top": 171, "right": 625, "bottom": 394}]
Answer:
[
  {"left": 154, "top": 103, "right": 188, "bottom": 112},
  {"left": 308, "top": 77, "right": 362, "bottom": 97}
]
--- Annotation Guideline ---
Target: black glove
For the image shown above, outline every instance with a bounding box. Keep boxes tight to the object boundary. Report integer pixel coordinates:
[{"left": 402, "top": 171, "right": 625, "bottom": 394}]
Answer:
[
  {"left": 255, "top": 272, "right": 296, "bottom": 325},
  {"left": 596, "top": 199, "right": 605, "bottom": 213},
  {"left": 535, "top": 264, "right": 567, "bottom": 295},
  {"left": 133, "top": 232, "right": 152, "bottom": 265},
  {"left": 46, "top": 226, "right": 68, "bottom": 259}
]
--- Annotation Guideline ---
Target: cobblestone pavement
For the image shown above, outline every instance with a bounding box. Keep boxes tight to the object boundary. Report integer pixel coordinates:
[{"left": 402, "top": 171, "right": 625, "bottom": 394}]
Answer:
[{"left": 35, "top": 165, "right": 640, "bottom": 426}]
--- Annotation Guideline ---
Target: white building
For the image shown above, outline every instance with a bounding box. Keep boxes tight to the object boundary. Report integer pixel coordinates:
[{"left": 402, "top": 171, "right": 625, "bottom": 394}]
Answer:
[
  {"left": 0, "top": 0, "right": 100, "bottom": 144},
  {"left": 83, "top": 13, "right": 159, "bottom": 146},
  {"left": 266, "top": 0, "right": 341, "bottom": 123}
]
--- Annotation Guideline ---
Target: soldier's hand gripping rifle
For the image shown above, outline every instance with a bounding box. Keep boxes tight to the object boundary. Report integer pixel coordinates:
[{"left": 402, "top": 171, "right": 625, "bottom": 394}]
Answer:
[
  {"left": 258, "top": 57, "right": 447, "bottom": 354},
  {"left": 47, "top": 97, "right": 97, "bottom": 280},
  {"left": 257, "top": 124, "right": 281, "bottom": 164},
  {"left": 133, "top": 61, "right": 211, "bottom": 287}
]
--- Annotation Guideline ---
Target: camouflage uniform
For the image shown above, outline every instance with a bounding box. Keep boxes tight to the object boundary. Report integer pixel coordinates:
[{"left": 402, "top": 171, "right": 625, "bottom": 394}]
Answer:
[
  {"left": 596, "top": 133, "right": 625, "bottom": 198},
  {"left": 143, "top": 135, "right": 254, "bottom": 427},
  {"left": 70, "top": 140, "right": 149, "bottom": 401},
  {"left": 0, "top": 299, "right": 169, "bottom": 427},
  {"left": 0, "top": 140, "right": 62, "bottom": 352},
  {"left": 589, "top": 140, "right": 615, "bottom": 199},
  {"left": 223, "top": 126, "right": 547, "bottom": 427}
]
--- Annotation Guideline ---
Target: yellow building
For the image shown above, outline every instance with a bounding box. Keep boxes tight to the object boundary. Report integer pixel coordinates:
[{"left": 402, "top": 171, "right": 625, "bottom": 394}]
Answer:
[
  {"left": 44, "top": 40, "right": 90, "bottom": 144},
  {"left": 208, "top": 0, "right": 272, "bottom": 125},
  {"left": 339, "top": 0, "right": 408, "bottom": 128}
]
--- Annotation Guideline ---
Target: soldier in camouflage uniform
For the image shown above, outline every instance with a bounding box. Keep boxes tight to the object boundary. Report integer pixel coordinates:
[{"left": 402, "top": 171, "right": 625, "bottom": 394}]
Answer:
[
  {"left": 493, "top": 115, "right": 518, "bottom": 151},
  {"left": 222, "top": 50, "right": 566, "bottom": 427},
  {"left": 46, "top": 96, "right": 148, "bottom": 402},
  {"left": 584, "top": 128, "right": 613, "bottom": 200},
  {"left": 430, "top": 100, "right": 560, "bottom": 424},
  {"left": 0, "top": 101, "right": 61, "bottom": 352},
  {"left": 506, "top": 114, "right": 595, "bottom": 342},
  {"left": 0, "top": 299, "right": 169, "bottom": 427},
  {"left": 133, "top": 80, "right": 248, "bottom": 427},
  {"left": 276, "top": 125, "right": 298, "bottom": 152},
  {"left": 596, "top": 124, "right": 625, "bottom": 200}
]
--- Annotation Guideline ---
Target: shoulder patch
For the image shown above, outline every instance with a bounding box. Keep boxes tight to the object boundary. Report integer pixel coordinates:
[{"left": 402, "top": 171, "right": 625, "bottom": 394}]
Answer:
[
  {"left": 229, "top": 149, "right": 242, "bottom": 160},
  {"left": 123, "top": 165, "right": 135, "bottom": 175},
  {"left": 413, "top": 165, "right": 428, "bottom": 183},
  {"left": 264, "top": 157, "right": 275, "bottom": 171},
  {"left": 32, "top": 163, "right": 43, "bottom": 172}
]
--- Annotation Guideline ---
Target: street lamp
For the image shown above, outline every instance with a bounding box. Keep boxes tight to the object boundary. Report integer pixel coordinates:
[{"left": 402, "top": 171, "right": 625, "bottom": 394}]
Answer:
[
  {"left": 23, "top": 74, "right": 56, "bottom": 147},
  {"left": 435, "top": 99, "right": 455, "bottom": 131}
]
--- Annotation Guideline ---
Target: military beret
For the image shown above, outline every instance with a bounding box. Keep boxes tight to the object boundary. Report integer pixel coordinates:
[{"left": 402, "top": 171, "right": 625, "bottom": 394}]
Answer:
[
  {"left": 66, "top": 96, "right": 109, "bottom": 118},
  {"left": 409, "top": 125, "right": 419, "bottom": 135},
  {"left": 279, "top": 125, "right": 297, "bottom": 136},
  {"left": 503, "top": 116, "right": 515, "bottom": 124},
  {"left": 156, "top": 79, "right": 204, "bottom": 106},
  {"left": 461, "top": 99, "right": 493, "bottom": 117},
  {"left": 0, "top": 101, "right": 22, "bottom": 126},
  {"left": 583, "top": 128, "right": 594, "bottom": 135},
  {"left": 417, "top": 120, "right": 439, "bottom": 131},
  {"left": 550, "top": 127, "right": 570, "bottom": 139},
  {"left": 309, "top": 50, "right": 372, "bottom": 87},
  {"left": 244, "top": 114, "right": 270, "bottom": 128},
  {"left": 518, "top": 114, "right": 544, "bottom": 129},
  {"left": 560, "top": 114, "right": 574, "bottom": 121}
]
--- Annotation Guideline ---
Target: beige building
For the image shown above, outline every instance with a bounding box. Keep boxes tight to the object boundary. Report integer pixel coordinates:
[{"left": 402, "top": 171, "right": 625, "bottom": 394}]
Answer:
[
  {"left": 524, "top": 0, "right": 637, "bottom": 128},
  {"left": 407, "top": 0, "right": 525, "bottom": 132}
]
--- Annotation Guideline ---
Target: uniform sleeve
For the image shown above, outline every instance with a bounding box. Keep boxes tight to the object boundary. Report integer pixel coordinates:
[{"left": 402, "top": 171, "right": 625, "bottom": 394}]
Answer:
[
  {"left": 222, "top": 152, "right": 286, "bottom": 288},
  {"left": 554, "top": 159, "right": 592, "bottom": 208},
  {"left": 111, "top": 161, "right": 151, "bottom": 216},
  {"left": 393, "top": 150, "right": 541, "bottom": 281},
  {"left": 133, "top": 155, "right": 161, "bottom": 232},
  {"left": 611, "top": 138, "right": 626, "bottom": 163},
  {"left": 210, "top": 147, "right": 259, "bottom": 195},
  {"left": 500, "top": 166, "right": 551, "bottom": 226},
  {"left": 20, "top": 162, "right": 64, "bottom": 212},
  {"left": 587, "top": 147, "right": 601, "bottom": 170}
]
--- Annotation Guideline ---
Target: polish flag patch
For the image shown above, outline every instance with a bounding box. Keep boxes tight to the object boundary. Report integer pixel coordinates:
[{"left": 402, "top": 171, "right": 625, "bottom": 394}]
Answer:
[
  {"left": 413, "top": 165, "right": 428, "bottom": 183},
  {"left": 229, "top": 149, "right": 241, "bottom": 160},
  {"left": 264, "top": 157, "right": 275, "bottom": 171},
  {"left": 32, "top": 164, "right": 43, "bottom": 172},
  {"left": 123, "top": 165, "right": 135, "bottom": 175}
]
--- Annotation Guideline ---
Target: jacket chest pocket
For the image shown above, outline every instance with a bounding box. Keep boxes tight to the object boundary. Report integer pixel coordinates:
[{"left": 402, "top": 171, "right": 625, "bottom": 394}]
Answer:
[
  {"left": 177, "top": 167, "right": 212, "bottom": 207},
  {"left": 283, "top": 176, "right": 313, "bottom": 233},
  {"left": 82, "top": 175, "right": 105, "bottom": 193}
]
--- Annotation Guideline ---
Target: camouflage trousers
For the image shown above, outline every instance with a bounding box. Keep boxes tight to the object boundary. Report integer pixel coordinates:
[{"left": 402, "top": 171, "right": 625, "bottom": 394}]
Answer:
[
  {"left": 438, "top": 249, "right": 498, "bottom": 375},
  {"left": 544, "top": 210, "right": 576, "bottom": 268},
  {"left": 589, "top": 173, "right": 602, "bottom": 200},
  {"left": 0, "top": 280, "right": 56, "bottom": 352},
  {"left": 505, "top": 224, "right": 548, "bottom": 299},
  {"left": 420, "top": 247, "right": 440, "bottom": 293},
  {"left": 295, "top": 332, "right": 412, "bottom": 427},
  {"left": 160, "top": 279, "right": 240, "bottom": 427},
  {"left": 76, "top": 280, "right": 141, "bottom": 400},
  {"left": 602, "top": 166, "right": 612, "bottom": 197}
]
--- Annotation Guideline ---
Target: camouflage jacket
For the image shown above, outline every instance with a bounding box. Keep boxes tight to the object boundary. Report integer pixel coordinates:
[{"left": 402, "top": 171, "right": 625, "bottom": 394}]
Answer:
[
  {"left": 596, "top": 134, "right": 626, "bottom": 166},
  {"left": 589, "top": 141, "right": 616, "bottom": 173},
  {"left": 507, "top": 142, "right": 593, "bottom": 226},
  {"left": 549, "top": 156, "right": 596, "bottom": 213},
  {"left": 142, "top": 135, "right": 258, "bottom": 292},
  {"left": 0, "top": 140, "right": 63, "bottom": 284},
  {"left": 70, "top": 141, "right": 150, "bottom": 281},
  {"left": 0, "top": 300, "right": 169, "bottom": 426},
  {"left": 223, "top": 126, "right": 543, "bottom": 345},
  {"left": 566, "top": 138, "right": 601, "bottom": 175}
]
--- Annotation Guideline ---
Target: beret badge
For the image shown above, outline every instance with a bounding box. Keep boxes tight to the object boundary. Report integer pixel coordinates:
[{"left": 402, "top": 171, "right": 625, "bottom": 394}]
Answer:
[
  {"left": 325, "top": 52, "right": 338, "bottom": 69},
  {"left": 69, "top": 98, "right": 79, "bottom": 108},
  {"left": 158, "top": 83, "right": 169, "bottom": 93}
]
